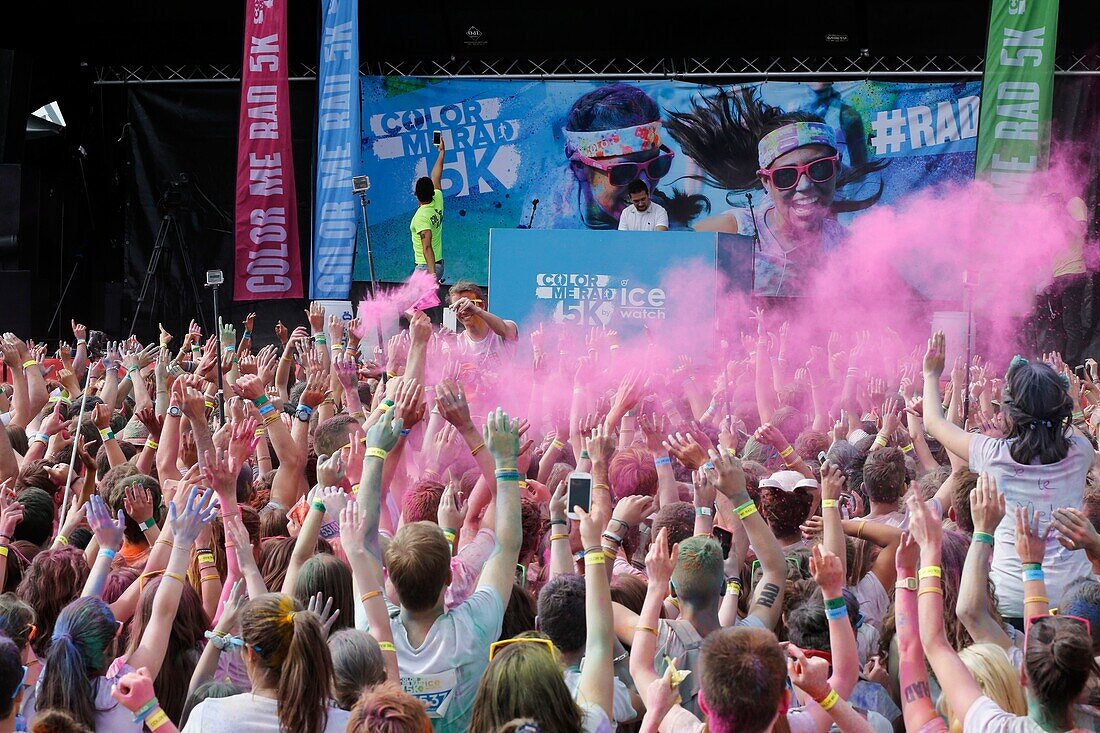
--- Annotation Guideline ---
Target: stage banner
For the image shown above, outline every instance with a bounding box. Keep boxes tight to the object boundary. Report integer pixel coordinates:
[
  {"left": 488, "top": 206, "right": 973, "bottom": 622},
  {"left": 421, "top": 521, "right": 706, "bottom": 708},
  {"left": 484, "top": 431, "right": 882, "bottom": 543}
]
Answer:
[
  {"left": 357, "top": 78, "right": 981, "bottom": 293},
  {"left": 234, "top": 0, "right": 303, "bottom": 300},
  {"left": 975, "top": 0, "right": 1060, "bottom": 196},
  {"left": 310, "top": 0, "right": 361, "bottom": 299},
  {"left": 488, "top": 229, "right": 747, "bottom": 333}
]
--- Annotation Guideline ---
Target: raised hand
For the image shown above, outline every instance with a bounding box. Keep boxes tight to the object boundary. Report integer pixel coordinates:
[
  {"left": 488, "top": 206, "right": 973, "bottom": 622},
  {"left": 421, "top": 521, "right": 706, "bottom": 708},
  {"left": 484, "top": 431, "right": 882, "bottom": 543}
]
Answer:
[
  {"left": 365, "top": 406, "right": 403, "bottom": 454},
  {"left": 435, "top": 379, "right": 473, "bottom": 431},
  {"left": 316, "top": 453, "right": 347, "bottom": 489},
  {"left": 809, "top": 543, "right": 844, "bottom": 598},
  {"left": 87, "top": 493, "right": 126, "bottom": 552},
  {"left": 438, "top": 481, "right": 467, "bottom": 531},
  {"left": 549, "top": 480, "right": 568, "bottom": 524},
  {"left": 923, "top": 331, "right": 946, "bottom": 379},
  {"left": 969, "top": 473, "right": 1005, "bottom": 536},
  {"left": 820, "top": 462, "right": 845, "bottom": 501},
  {"left": 707, "top": 447, "right": 747, "bottom": 500},
  {"left": 306, "top": 591, "right": 340, "bottom": 636},
  {"left": 484, "top": 407, "right": 520, "bottom": 469},
  {"left": 663, "top": 431, "right": 707, "bottom": 470},
  {"left": 123, "top": 483, "right": 155, "bottom": 526},
  {"left": 71, "top": 320, "right": 88, "bottom": 342},
  {"left": 230, "top": 374, "right": 264, "bottom": 402},
  {"left": 787, "top": 644, "right": 831, "bottom": 701},
  {"left": 905, "top": 494, "right": 942, "bottom": 553},
  {"left": 306, "top": 302, "right": 326, "bottom": 332},
  {"left": 168, "top": 485, "right": 218, "bottom": 547},
  {"left": 1014, "top": 505, "right": 1050, "bottom": 566},
  {"left": 1051, "top": 507, "right": 1100, "bottom": 556},
  {"left": 585, "top": 424, "right": 617, "bottom": 470},
  {"left": 611, "top": 494, "right": 655, "bottom": 531},
  {"left": 110, "top": 667, "right": 157, "bottom": 714},
  {"left": 645, "top": 526, "right": 679, "bottom": 589}
]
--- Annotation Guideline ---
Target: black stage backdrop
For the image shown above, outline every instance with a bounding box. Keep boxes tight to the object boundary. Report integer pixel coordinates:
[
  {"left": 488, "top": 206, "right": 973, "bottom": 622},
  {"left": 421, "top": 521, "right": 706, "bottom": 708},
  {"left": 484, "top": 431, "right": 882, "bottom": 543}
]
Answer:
[{"left": 98, "top": 76, "right": 1100, "bottom": 356}]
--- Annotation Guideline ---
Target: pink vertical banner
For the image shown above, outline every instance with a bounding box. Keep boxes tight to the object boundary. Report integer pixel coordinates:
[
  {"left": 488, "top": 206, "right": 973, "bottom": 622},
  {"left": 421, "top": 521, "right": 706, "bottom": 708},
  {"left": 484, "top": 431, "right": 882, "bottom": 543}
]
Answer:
[{"left": 234, "top": 0, "right": 303, "bottom": 300}]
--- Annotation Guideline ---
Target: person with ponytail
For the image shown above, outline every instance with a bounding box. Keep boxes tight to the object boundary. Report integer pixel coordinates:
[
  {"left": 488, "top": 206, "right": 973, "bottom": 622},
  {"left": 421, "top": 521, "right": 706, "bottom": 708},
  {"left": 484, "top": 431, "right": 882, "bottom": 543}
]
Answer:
[
  {"left": 33, "top": 486, "right": 217, "bottom": 731},
  {"left": 0, "top": 633, "right": 26, "bottom": 733},
  {"left": 908, "top": 494, "right": 1099, "bottom": 733},
  {"left": 181, "top": 592, "right": 348, "bottom": 733},
  {"left": 922, "top": 333, "right": 1093, "bottom": 628}
]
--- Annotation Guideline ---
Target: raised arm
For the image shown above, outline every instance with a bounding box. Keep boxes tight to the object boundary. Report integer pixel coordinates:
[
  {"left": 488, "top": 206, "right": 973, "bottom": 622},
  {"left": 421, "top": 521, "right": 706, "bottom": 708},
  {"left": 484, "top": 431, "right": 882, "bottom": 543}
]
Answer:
[
  {"left": 921, "top": 332, "right": 972, "bottom": 461},
  {"left": 711, "top": 448, "right": 785, "bottom": 629},
  {"left": 956, "top": 474, "right": 1013, "bottom": 648},
  {"left": 1015, "top": 505, "right": 1052, "bottom": 620},
  {"left": 894, "top": 531, "right": 947, "bottom": 733},
  {"left": 476, "top": 409, "right": 523, "bottom": 600},
  {"left": 908, "top": 494, "right": 985, "bottom": 726},
  {"left": 575, "top": 498, "right": 615, "bottom": 720},
  {"left": 431, "top": 137, "right": 445, "bottom": 189}
]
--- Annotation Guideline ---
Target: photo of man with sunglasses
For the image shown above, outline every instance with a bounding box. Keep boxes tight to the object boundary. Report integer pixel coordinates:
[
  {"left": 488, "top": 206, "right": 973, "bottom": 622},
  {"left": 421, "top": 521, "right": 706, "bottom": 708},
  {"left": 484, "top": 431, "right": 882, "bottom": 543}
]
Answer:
[{"left": 562, "top": 84, "right": 674, "bottom": 229}]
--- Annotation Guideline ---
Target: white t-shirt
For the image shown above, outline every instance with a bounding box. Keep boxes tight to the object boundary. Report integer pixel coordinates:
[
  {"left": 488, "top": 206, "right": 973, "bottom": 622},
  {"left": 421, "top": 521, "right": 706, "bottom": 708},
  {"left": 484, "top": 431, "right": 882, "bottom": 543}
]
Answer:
[
  {"left": 458, "top": 327, "right": 517, "bottom": 372},
  {"left": 564, "top": 667, "right": 637, "bottom": 723},
  {"left": 854, "top": 572, "right": 890, "bottom": 632},
  {"left": 963, "top": 695, "right": 1045, "bottom": 733},
  {"left": 182, "top": 694, "right": 349, "bottom": 732},
  {"left": 969, "top": 432, "right": 1093, "bottom": 617},
  {"left": 617, "top": 202, "right": 668, "bottom": 231},
  {"left": 389, "top": 586, "right": 505, "bottom": 733}
]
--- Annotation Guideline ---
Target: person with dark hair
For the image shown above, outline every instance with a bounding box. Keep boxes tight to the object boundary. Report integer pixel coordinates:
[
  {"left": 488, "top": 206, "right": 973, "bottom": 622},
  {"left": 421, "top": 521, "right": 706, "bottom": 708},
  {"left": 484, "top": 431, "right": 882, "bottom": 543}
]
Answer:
[
  {"left": 617, "top": 179, "right": 668, "bottom": 232},
  {"left": 666, "top": 86, "right": 885, "bottom": 296},
  {"left": 861, "top": 447, "right": 907, "bottom": 527},
  {"left": 410, "top": 135, "right": 446, "bottom": 281},
  {"left": 560, "top": 83, "right": 672, "bottom": 229},
  {"left": 12, "top": 489, "right": 52, "bottom": 547},
  {"left": 923, "top": 335, "right": 1092, "bottom": 626}
]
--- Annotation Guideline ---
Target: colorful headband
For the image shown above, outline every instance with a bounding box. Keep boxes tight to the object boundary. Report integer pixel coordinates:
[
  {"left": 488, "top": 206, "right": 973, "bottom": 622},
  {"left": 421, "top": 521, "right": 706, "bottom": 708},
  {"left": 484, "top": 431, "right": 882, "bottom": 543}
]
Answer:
[
  {"left": 564, "top": 121, "right": 661, "bottom": 159},
  {"left": 757, "top": 121, "right": 838, "bottom": 168}
]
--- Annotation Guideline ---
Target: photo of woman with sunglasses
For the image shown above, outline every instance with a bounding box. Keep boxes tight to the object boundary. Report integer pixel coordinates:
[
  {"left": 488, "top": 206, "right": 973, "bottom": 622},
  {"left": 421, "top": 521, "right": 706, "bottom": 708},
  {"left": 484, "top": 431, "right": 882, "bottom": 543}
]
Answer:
[{"left": 667, "top": 86, "right": 887, "bottom": 296}]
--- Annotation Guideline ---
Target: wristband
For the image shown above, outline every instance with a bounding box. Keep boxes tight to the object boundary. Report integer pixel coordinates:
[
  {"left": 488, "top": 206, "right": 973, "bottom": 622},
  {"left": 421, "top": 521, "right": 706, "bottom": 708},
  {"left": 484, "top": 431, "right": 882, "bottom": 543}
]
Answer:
[
  {"left": 99, "top": 547, "right": 117, "bottom": 561},
  {"left": 296, "top": 404, "right": 314, "bottom": 417},
  {"left": 579, "top": 450, "right": 590, "bottom": 460},
  {"left": 917, "top": 566, "right": 942, "bottom": 580},
  {"left": 361, "top": 590, "right": 383, "bottom": 603},
  {"left": 1024, "top": 596, "right": 1049, "bottom": 605},
  {"left": 381, "top": 398, "right": 395, "bottom": 408},
  {"left": 253, "top": 394, "right": 270, "bottom": 407},
  {"left": 242, "top": 331, "right": 252, "bottom": 340},
  {"left": 824, "top": 596, "right": 847, "bottom": 611},
  {"left": 821, "top": 499, "right": 838, "bottom": 509},
  {"left": 0, "top": 546, "right": 7, "bottom": 558},
  {"left": 550, "top": 518, "right": 567, "bottom": 526},
  {"left": 313, "top": 335, "right": 327, "bottom": 345},
  {"left": 602, "top": 530, "right": 623, "bottom": 544},
  {"left": 816, "top": 688, "right": 840, "bottom": 712},
  {"left": 55, "top": 535, "right": 68, "bottom": 545},
  {"left": 634, "top": 625, "right": 659, "bottom": 636},
  {"left": 145, "top": 439, "right": 159, "bottom": 450},
  {"left": 197, "top": 552, "right": 216, "bottom": 566},
  {"left": 694, "top": 506, "right": 713, "bottom": 516},
  {"left": 146, "top": 708, "right": 171, "bottom": 730},
  {"left": 99, "top": 428, "right": 115, "bottom": 441},
  {"left": 900, "top": 443, "right": 914, "bottom": 454},
  {"left": 32, "top": 433, "right": 49, "bottom": 446},
  {"left": 726, "top": 578, "right": 742, "bottom": 595},
  {"left": 825, "top": 605, "right": 848, "bottom": 620},
  {"left": 469, "top": 442, "right": 486, "bottom": 456},
  {"left": 204, "top": 400, "right": 216, "bottom": 411},
  {"left": 1023, "top": 567, "right": 1045, "bottom": 582},
  {"left": 592, "top": 483, "right": 610, "bottom": 493},
  {"left": 735, "top": 499, "right": 758, "bottom": 520},
  {"left": 20, "top": 360, "right": 36, "bottom": 370},
  {"left": 551, "top": 439, "right": 566, "bottom": 450},
  {"left": 76, "top": 338, "right": 86, "bottom": 345},
  {"left": 400, "top": 428, "right": 410, "bottom": 436},
  {"left": 163, "top": 571, "right": 185, "bottom": 584},
  {"left": 779, "top": 446, "right": 794, "bottom": 458},
  {"left": 1022, "top": 562, "right": 1042, "bottom": 570},
  {"left": 132, "top": 698, "right": 159, "bottom": 721},
  {"left": 442, "top": 528, "right": 457, "bottom": 543},
  {"left": 378, "top": 641, "right": 396, "bottom": 653},
  {"left": 584, "top": 550, "right": 605, "bottom": 565},
  {"left": 365, "top": 447, "right": 388, "bottom": 461},
  {"left": 874, "top": 434, "right": 888, "bottom": 448},
  {"left": 200, "top": 574, "right": 220, "bottom": 584},
  {"left": 550, "top": 533, "right": 570, "bottom": 542},
  {"left": 138, "top": 517, "right": 156, "bottom": 532},
  {"left": 654, "top": 455, "right": 672, "bottom": 467},
  {"left": 1073, "top": 411, "right": 1085, "bottom": 421},
  {"left": 311, "top": 500, "right": 327, "bottom": 513},
  {"left": 973, "top": 531, "right": 995, "bottom": 546},
  {"left": 918, "top": 586, "right": 944, "bottom": 597},
  {"left": 224, "top": 344, "right": 236, "bottom": 353}
]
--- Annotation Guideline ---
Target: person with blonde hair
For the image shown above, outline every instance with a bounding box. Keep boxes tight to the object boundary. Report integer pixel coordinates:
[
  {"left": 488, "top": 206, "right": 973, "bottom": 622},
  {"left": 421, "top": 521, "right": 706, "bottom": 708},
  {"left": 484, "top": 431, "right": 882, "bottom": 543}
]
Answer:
[{"left": 937, "top": 644, "right": 1028, "bottom": 733}]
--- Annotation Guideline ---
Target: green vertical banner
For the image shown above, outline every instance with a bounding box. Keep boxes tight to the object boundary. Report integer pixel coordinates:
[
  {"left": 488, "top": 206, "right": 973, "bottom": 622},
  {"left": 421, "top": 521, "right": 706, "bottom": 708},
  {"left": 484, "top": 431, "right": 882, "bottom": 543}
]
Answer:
[{"left": 975, "top": 0, "right": 1060, "bottom": 198}]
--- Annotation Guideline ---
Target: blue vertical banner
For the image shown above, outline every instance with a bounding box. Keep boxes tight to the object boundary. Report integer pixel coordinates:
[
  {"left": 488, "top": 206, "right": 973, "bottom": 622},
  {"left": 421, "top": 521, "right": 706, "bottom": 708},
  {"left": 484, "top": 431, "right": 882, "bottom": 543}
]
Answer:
[{"left": 310, "top": 0, "right": 361, "bottom": 299}]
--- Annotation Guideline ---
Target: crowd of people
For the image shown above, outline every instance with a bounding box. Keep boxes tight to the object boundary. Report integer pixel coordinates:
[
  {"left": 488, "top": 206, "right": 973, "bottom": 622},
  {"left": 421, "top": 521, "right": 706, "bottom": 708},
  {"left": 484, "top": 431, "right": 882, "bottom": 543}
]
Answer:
[{"left": 0, "top": 281, "right": 1095, "bottom": 733}]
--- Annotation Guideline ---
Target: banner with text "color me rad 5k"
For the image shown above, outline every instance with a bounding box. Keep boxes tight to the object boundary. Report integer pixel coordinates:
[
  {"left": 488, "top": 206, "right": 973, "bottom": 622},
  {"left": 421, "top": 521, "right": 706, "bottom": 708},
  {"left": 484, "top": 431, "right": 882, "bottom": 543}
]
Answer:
[
  {"left": 234, "top": 0, "right": 303, "bottom": 300},
  {"left": 975, "top": 0, "right": 1060, "bottom": 197}
]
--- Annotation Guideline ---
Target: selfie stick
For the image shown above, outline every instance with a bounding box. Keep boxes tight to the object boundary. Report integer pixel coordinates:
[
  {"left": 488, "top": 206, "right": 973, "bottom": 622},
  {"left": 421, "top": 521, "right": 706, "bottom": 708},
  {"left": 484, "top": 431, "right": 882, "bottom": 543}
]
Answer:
[{"left": 352, "top": 176, "right": 386, "bottom": 376}]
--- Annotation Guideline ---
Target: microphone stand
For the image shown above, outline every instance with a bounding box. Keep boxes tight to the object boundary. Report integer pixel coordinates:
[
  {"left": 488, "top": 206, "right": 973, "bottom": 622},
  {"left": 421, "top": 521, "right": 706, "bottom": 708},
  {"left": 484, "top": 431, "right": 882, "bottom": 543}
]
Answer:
[
  {"left": 746, "top": 192, "right": 761, "bottom": 294},
  {"left": 354, "top": 179, "right": 386, "bottom": 377}
]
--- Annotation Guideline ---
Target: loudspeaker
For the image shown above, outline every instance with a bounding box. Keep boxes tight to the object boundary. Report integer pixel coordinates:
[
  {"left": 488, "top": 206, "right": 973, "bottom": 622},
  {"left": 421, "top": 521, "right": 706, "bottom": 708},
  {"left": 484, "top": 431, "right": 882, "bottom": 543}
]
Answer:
[
  {"left": 0, "top": 270, "right": 31, "bottom": 335},
  {"left": 0, "top": 164, "right": 20, "bottom": 249}
]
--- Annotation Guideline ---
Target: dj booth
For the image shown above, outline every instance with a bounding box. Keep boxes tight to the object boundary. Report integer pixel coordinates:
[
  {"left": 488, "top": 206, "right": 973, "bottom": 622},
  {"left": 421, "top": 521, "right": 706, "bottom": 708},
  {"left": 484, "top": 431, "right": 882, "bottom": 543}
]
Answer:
[{"left": 486, "top": 229, "right": 755, "bottom": 334}]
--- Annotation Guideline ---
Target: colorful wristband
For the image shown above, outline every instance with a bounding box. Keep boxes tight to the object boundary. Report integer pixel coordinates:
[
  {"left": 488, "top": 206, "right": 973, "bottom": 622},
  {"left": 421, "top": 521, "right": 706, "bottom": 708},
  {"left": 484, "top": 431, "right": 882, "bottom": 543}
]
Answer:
[
  {"left": 735, "top": 499, "right": 758, "bottom": 520},
  {"left": 1023, "top": 567, "right": 1045, "bottom": 582},
  {"left": 654, "top": 455, "right": 672, "bottom": 467},
  {"left": 99, "top": 548, "right": 117, "bottom": 561},
  {"left": 973, "top": 531, "right": 995, "bottom": 546},
  {"left": 825, "top": 605, "right": 848, "bottom": 621},
  {"left": 146, "top": 708, "right": 171, "bottom": 730},
  {"left": 816, "top": 688, "right": 840, "bottom": 712},
  {"left": 197, "top": 552, "right": 216, "bottom": 566},
  {"left": 694, "top": 506, "right": 713, "bottom": 516},
  {"left": 779, "top": 446, "right": 794, "bottom": 458},
  {"left": 145, "top": 439, "right": 159, "bottom": 450},
  {"left": 20, "top": 360, "right": 36, "bottom": 369},
  {"left": 311, "top": 500, "right": 326, "bottom": 513},
  {"left": 917, "top": 566, "right": 942, "bottom": 580},
  {"left": 365, "top": 447, "right": 388, "bottom": 461},
  {"left": 138, "top": 517, "right": 156, "bottom": 531},
  {"left": 821, "top": 499, "right": 838, "bottom": 509},
  {"left": 584, "top": 550, "right": 605, "bottom": 565},
  {"left": 824, "top": 595, "right": 847, "bottom": 611}
]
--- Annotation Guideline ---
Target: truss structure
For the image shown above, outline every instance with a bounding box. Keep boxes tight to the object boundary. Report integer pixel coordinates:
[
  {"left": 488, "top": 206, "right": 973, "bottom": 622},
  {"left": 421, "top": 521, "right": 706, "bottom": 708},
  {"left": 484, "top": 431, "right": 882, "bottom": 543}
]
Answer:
[{"left": 94, "top": 54, "right": 1100, "bottom": 84}]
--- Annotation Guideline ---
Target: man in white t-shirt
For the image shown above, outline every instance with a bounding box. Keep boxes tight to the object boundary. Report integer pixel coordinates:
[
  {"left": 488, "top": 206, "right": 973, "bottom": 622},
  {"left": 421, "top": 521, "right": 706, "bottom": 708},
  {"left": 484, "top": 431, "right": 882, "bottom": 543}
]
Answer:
[
  {"left": 448, "top": 281, "right": 518, "bottom": 371},
  {"left": 617, "top": 180, "right": 668, "bottom": 231}
]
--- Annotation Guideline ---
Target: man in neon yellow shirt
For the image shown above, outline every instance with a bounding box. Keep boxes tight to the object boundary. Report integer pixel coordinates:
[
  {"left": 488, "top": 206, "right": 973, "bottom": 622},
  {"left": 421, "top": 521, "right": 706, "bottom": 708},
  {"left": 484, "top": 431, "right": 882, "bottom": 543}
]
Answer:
[{"left": 410, "top": 138, "right": 446, "bottom": 280}]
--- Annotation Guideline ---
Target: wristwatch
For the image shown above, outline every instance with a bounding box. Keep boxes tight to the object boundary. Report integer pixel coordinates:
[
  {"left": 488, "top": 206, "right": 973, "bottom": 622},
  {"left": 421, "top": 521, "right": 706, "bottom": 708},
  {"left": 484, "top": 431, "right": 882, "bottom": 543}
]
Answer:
[
  {"left": 167, "top": 405, "right": 182, "bottom": 418},
  {"left": 896, "top": 577, "right": 918, "bottom": 592},
  {"left": 295, "top": 407, "right": 312, "bottom": 422}
]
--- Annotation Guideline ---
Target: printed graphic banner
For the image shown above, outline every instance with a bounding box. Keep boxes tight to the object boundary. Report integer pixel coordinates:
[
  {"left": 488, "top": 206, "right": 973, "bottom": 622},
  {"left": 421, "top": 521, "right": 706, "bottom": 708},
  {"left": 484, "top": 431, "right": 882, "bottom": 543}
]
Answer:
[
  {"left": 234, "top": 0, "right": 303, "bottom": 300},
  {"left": 357, "top": 78, "right": 982, "bottom": 294},
  {"left": 488, "top": 229, "right": 743, "bottom": 333},
  {"left": 310, "top": 0, "right": 361, "bottom": 299},
  {"left": 975, "top": 0, "right": 1060, "bottom": 197}
]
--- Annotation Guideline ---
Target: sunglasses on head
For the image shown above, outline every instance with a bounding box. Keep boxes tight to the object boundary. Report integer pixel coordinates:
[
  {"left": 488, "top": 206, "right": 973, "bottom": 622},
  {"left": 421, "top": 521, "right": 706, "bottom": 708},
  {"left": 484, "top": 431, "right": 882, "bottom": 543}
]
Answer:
[
  {"left": 1024, "top": 613, "right": 1091, "bottom": 650},
  {"left": 758, "top": 154, "right": 839, "bottom": 191},
  {"left": 570, "top": 145, "right": 675, "bottom": 187},
  {"left": 489, "top": 637, "right": 556, "bottom": 662}
]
